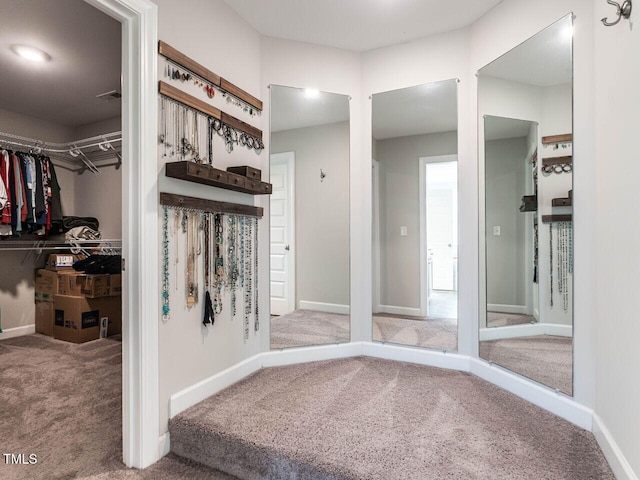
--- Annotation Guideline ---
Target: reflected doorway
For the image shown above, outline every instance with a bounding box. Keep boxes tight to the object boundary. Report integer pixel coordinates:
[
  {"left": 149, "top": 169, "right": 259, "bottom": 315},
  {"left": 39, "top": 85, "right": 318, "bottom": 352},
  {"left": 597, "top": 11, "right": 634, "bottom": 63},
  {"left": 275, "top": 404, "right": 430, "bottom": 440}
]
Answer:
[{"left": 423, "top": 159, "right": 458, "bottom": 320}]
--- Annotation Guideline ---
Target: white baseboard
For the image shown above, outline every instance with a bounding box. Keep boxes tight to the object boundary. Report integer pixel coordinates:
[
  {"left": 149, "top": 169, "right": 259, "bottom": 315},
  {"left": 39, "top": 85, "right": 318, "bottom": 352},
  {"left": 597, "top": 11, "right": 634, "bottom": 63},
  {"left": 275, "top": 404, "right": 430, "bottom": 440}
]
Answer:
[
  {"left": 593, "top": 414, "right": 639, "bottom": 480},
  {"left": 488, "top": 304, "right": 529, "bottom": 315},
  {"left": 479, "top": 323, "right": 573, "bottom": 341},
  {"left": 0, "top": 324, "right": 35, "bottom": 340},
  {"left": 362, "top": 341, "right": 470, "bottom": 372},
  {"left": 169, "top": 355, "right": 263, "bottom": 419},
  {"left": 262, "top": 342, "right": 362, "bottom": 368},
  {"left": 298, "top": 301, "right": 350, "bottom": 315},
  {"left": 378, "top": 305, "right": 422, "bottom": 317},
  {"left": 158, "top": 432, "right": 170, "bottom": 459},
  {"left": 470, "top": 358, "right": 593, "bottom": 430}
]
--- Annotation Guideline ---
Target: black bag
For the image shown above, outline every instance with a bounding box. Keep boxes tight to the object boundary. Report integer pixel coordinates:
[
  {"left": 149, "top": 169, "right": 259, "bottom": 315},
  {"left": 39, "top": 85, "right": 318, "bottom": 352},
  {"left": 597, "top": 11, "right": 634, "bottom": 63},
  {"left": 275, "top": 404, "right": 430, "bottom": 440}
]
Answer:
[
  {"left": 73, "top": 255, "right": 121, "bottom": 274},
  {"left": 62, "top": 216, "right": 100, "bottom": 232}
]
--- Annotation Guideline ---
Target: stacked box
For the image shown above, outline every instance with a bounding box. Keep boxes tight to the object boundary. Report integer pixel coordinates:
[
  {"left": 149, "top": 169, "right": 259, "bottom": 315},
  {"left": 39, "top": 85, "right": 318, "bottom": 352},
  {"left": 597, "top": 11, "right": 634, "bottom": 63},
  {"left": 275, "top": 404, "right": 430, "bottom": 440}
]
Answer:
[{"left": 52, "top": 295, "right": 121, "bottom": 343}]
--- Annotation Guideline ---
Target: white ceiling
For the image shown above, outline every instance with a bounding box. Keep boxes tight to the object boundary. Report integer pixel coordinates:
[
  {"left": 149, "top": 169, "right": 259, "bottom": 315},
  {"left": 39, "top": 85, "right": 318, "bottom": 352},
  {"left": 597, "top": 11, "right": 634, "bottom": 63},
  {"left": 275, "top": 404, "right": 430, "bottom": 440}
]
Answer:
[
  {"left": 484, "top": 115, "right": 535, "bottom": 141},
  {"left": 224, "top": 0, "right": 503, "bottom": 52},
  {"left": 270, "top": 85, "right": 350, "bottom": 132},
  {"left": 0, "top": 0, "right": 121, "bottom": 128},
  {"left": 372, "top": 80, "right": 458, "bottom": 140},
  {"left": 478, "top": 14, "right": 572, "bottom": 87}
]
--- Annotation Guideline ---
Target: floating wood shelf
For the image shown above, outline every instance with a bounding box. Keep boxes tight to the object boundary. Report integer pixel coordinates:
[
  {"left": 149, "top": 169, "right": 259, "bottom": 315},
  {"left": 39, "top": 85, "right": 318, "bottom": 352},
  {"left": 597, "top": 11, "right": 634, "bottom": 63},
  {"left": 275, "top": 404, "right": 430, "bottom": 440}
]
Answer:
[
  {"left": 552, "top": 197, "right": 572, "bottom": 207},
  {"left": 165, "top": 161, "right": 272, "bottom": 195},
  {"left": 160, "top": 192, "right": 263, "bottom": 218},
  {"left": 542, "top": 156, "right": 572, "bottom": 166},
  {"left": 542, "top": 214, "right": 572, "bottom": 223},
  {"left": 159, "top": 81, "right": 262, "bottom": 140},
  {"left": 159, "top": 40, "right": 262, "bottom": 111},
  {"left": 542, "top": 134, "right": 572, "bottom": 145}
]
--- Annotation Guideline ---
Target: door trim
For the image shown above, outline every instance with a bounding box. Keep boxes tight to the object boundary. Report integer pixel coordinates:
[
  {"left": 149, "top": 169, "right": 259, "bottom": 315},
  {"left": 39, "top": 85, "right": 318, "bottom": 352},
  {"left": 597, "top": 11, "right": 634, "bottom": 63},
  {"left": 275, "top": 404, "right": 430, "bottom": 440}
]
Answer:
[
  {"left": 86, "top": 0, "right": 159, "bottom": 468},
  {"left": 372, "top": 158, "right": 381, "bottom": 313},
  {"left": 419, "top": 154, "right": 458, "bottom": 318},
  {"left": 270, "top": 151, "right": 296, "bottom": 314}
]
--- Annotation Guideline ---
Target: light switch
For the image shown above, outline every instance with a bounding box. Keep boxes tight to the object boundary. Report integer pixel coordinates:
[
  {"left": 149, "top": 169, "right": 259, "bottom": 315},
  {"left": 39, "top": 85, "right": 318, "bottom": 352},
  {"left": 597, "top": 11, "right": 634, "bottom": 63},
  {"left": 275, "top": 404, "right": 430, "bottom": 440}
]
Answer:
[
  {"left": 400, "top": 226, "right": 408, "bottom": 236},
  {"left": 493, "top": 226, "right": 501, "bottom": 236}
]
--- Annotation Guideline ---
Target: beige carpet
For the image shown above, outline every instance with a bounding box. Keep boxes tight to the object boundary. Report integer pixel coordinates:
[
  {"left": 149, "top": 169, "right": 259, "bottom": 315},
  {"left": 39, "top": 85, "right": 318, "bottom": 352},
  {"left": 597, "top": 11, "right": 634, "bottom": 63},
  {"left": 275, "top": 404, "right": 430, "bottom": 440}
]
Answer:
[
  {"left": 372, "top": 314, "right": 457, "bottom": 351},
  {"left": 0, "top": 334, "right": 235, "bottom": 480},
  {"left": 170, "top": 356, "right": 613, "bottom": 480},
  {"left": 271, "top": 310, "right": 457, "bottom": 351},
  {"left": 487, "top": 311, "right": 536, "bottom": 327},
  {"left": 270, "top": 309, "right": 350, "bottom": 349},
  {"left": 480, "top": 334, "right": 573, "bottom": 395}
]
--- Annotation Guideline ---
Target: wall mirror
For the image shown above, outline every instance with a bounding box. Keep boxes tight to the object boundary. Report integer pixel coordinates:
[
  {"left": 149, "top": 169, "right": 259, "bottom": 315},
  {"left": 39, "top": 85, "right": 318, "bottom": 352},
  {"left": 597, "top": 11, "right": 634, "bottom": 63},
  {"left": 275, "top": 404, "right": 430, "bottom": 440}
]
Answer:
[
  {"left": 371, "top": 79, "right": 458, "bottom": 351},
  {"left": 478, "top": 14, "right": 573, "bottom": 395},
  {"left": 269, "top": 85, "right": 350, "bottom": 349}
]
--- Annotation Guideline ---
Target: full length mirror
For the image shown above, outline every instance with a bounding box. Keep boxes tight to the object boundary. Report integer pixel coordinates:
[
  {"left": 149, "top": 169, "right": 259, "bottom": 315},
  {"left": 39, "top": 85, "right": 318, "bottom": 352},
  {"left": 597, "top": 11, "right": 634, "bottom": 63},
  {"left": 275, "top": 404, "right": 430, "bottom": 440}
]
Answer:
[
  {"left": 269, "top": 85, "right": 350, "bottom": 349},
  {"left": 371, "top": 80, "right": 458, "bottom": 351},
  {"left": 478, "top": 15, "right": 573, "bottom": 395}
]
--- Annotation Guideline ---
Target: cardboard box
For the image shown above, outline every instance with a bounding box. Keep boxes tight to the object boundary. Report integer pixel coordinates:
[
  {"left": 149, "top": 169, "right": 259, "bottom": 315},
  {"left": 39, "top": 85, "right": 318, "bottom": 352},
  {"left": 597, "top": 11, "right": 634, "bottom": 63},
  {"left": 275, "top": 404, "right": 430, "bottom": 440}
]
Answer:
[
  {"left": 52, "top": 295, "right": 122, "bottom": 343},
  {"left": 35, "top": 300, "right": 54, "bottom": 336},
  {"left": 46, "top": 253, "right": 84, "bottom": 271},
  {"left": 34, "top": 269, "right": 59, "bottom": 301},
  {"left": 59, "top": 273, "right": 122, "bottom": 298}
]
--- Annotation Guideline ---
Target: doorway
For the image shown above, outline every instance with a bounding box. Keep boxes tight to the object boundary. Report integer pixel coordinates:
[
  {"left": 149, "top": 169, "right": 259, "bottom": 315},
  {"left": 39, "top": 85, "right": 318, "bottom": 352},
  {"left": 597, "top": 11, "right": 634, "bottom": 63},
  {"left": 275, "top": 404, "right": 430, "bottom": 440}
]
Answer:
[{"left": 420, "top": 156, "right": 458, "bottom": 319}]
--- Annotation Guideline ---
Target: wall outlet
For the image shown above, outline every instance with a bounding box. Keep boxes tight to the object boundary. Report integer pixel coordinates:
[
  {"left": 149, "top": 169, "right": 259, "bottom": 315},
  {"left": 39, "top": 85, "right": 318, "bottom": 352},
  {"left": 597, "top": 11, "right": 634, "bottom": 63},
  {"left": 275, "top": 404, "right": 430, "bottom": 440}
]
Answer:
[
  {"left": 400, "top": 226, "right": 408, "bottom": 236},
  {"left": 493, "top": 226, "right": 501, "bottom": 236}
]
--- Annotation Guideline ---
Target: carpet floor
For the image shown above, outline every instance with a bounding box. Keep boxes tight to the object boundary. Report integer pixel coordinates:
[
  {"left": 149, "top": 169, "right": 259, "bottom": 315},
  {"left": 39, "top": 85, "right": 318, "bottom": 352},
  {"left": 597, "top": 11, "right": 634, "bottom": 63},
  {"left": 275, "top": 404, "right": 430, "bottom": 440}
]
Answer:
[
  {"left": 480, "top": 335, "right": 573, "bottom": 395},
  {"left": 270, "top": 310, "right": 351, "bottom": 349},
  {"left": 0, "top": 334, "right": 234, "bottom": 480},
  {"left": 271, "top": 310, "right": 458, "bottom": 351},
  {"left": 372, "top": 315, "right": 457, "bottom": 351},
  {"left": 170, "top": 356, "right": 613, "bottom": 479},
  {"left": 487, "top": 311, "right": 536, "bottom": 327}
]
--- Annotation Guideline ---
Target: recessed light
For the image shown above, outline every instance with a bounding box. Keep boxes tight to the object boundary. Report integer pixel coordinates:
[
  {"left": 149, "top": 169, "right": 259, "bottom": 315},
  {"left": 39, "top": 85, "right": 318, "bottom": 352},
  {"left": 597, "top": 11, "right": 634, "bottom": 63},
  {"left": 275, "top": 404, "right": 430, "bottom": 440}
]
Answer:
[
  {"left": 304, "top": 88, "right": 320, "bottom": 99},
  {"left": 11, "top": 44, "right": 51, "bottom": 63}
]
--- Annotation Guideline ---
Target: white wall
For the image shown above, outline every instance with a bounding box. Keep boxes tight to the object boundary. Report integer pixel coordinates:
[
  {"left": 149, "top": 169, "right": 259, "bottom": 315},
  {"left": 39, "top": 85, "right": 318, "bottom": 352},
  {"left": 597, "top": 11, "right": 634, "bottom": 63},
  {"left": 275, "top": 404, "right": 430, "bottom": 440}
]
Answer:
[
  {"left": 485, "top": 136, "right": 528, "bottom": 309},
  {"left": 375, "top": 131, "right": 457, "bottom": 310},
  {"left": 593, "top": 0, "right": 640, "bottom": 476},
  {"left": 271, "top": 121, "right": 350, "bottom": 309},
  {"left": 151, "top": 0, "right": 265, "bottom": 435}
]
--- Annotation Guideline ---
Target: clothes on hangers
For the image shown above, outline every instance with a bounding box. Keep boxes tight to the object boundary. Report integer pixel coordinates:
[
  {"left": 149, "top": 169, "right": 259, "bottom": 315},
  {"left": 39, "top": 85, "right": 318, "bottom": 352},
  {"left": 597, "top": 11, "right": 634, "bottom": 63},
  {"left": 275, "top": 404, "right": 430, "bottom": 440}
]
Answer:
[{"left": 0, "top": 149, "right": 62, "bottom": 236}]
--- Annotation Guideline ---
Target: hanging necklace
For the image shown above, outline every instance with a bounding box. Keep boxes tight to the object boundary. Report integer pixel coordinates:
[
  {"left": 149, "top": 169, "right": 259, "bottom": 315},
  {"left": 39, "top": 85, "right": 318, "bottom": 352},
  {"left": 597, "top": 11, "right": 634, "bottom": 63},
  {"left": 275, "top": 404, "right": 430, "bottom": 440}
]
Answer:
[
  {"left": 254, "top": 217, "right": 259, "bottom": 332},
  {"left": 162, "top": 206, "right": 170, "bottom": 320},
  {"left": 549, "top": 223, "right": 553, "bottom": 307},
  {"left": 214, "top": 213, "right": 224, "bottom": 314},
  {"left": 186, "top": 211, "right": 196, "bottom": 308},
  {"left": 244, "top": 217, "right": 253, "bottom": 341},
  {"left": 227, "top": 215, "right": 239, "bottom": 318}
]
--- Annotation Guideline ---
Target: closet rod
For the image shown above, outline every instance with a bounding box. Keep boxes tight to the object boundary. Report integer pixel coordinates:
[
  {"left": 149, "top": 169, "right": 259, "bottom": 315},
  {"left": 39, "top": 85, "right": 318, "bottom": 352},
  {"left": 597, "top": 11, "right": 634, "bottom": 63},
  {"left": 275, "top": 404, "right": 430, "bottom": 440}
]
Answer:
[{"left": 0, "top": 130, "right": 121, "bottom": 153}]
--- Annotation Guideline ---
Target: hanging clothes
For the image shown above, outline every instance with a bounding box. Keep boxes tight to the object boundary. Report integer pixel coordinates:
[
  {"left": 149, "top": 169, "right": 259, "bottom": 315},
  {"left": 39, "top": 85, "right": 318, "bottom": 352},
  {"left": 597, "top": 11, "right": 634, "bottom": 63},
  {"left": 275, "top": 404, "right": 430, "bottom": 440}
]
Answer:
[{"left": 0, "top": 149, "right": 61, "bottom": 237}]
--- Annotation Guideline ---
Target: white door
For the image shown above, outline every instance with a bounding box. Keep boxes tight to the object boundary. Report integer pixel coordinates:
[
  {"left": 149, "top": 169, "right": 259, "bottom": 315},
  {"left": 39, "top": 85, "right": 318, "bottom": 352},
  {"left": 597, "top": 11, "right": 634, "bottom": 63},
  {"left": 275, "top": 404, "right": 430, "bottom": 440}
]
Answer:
[{"left": 270, "top": 152, "right": 295, "bottom": 315}]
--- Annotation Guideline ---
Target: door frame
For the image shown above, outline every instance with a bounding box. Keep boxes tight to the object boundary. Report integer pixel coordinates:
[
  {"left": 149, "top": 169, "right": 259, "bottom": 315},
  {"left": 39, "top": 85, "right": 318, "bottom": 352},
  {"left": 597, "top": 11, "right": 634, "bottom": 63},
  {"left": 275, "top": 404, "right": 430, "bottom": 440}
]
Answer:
[
  {"left": 419, "top": 154, "right": 458, "bottom": 317},
  {"left": 86, "top": 0, "right": 158, "bottom": 468},
  {"left": 372, "top": 158, "right": 381, "bottom": 313},
  {"left": 270, "top": 151, "right": 296, "bottom": 314}
]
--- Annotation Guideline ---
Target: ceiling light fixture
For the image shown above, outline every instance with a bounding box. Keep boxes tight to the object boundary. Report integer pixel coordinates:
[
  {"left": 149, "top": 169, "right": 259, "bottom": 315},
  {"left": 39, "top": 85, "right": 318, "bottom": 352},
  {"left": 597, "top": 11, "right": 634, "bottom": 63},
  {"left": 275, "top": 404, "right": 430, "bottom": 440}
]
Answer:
[
  {"left": 304, "top": 88, "right": 320, "bottom": 99},
  {"left": 11, "top": 44, "right": 51, "bottom": 63}
]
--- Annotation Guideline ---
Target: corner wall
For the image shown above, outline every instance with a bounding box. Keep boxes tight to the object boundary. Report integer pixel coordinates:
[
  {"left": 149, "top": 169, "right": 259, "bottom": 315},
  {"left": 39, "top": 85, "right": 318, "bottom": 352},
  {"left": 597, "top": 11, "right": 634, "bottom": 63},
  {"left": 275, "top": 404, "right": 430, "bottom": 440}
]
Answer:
[
  {"left": 593, "top": 0, "right": 640, "bottom": 476},
  {"left": 151, "top": 0, "right": 265, "bottom": 435}
]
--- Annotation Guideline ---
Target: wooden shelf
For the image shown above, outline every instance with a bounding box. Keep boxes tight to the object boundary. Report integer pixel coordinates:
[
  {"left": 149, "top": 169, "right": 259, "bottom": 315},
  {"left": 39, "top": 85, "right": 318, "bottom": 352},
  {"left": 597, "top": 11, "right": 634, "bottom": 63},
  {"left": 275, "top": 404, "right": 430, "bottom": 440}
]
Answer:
[
  {"left": 552, "top": 197, "right": 572, "bottom": 207},
  {"left": 160, "top": 192, "right": 263, "bottom": 218},
  {"left": 159, "top": 40, "right": 262, "bottom": 111},
  {"left": 542, "top": 156, "right": 572, "bottom": 166},
  {"left": 542, "top": 134, "right": 572, "bottom": 145},
  {"left": 542, "top": 214, "right": 572, "bottom": 223},
  {"left": 159, "top": 81, "right": 262, "bottom": 140},
  {"left": 165, "top": 161, "right": 272, "bottom": 195}
]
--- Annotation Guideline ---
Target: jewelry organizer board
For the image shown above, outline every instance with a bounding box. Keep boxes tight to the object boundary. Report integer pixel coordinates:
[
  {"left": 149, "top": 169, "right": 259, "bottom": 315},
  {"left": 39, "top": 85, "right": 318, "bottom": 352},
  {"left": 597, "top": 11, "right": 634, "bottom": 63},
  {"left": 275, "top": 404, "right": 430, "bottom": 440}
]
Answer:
[
  {"left": 155, "top": 33, "right": 269, "bottom": 435},
  {"left": 0, "top": 1, "right": 123, "bottom": 339}
]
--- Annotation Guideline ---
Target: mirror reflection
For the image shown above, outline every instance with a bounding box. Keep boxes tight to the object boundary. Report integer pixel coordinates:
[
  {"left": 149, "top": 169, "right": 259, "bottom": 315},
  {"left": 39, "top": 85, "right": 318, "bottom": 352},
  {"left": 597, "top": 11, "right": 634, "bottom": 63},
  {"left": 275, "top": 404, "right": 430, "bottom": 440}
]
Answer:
[
  {"left": 269, "top": 85, "right": 350, "bottom": 349},
  {"left": 371, "top": 80, "right": 458, "bottom": 351},
  {"left": 478, "top": 15, "right": 573, "bottom": 395}
]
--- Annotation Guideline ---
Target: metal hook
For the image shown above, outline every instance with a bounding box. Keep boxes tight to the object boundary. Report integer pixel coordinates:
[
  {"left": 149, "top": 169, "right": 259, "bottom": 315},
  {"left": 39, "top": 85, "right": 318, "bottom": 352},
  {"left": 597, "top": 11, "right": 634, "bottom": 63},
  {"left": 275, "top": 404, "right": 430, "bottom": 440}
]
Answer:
[
  {"left": 601, "top": 0, "right": 632, "bottom": 26},
  {"left": 320, "top": 169, "right": 326, "bottom": 182}
]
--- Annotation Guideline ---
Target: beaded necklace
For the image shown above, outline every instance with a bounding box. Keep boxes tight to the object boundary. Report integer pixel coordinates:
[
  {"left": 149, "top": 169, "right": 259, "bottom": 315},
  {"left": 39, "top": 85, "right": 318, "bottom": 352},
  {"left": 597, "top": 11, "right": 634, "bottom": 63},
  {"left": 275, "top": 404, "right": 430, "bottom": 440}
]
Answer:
[
  {"left": 227, "top": 215, "right": 239, "bottom": 317},
  {"left": 549, "top": 223, "right": 553, "bottom": 307},
  {"left": 162, "top": 206, "right": 170, "bottom": 320},
  {"left": 213, "top": 213, "right": 224, "bottom": 314},
  {"left": 254, "top": 217, "right": 259, "bottom": 332},
  {"left": 243, "top": 217, "right": 253, "bottom": 341}
]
